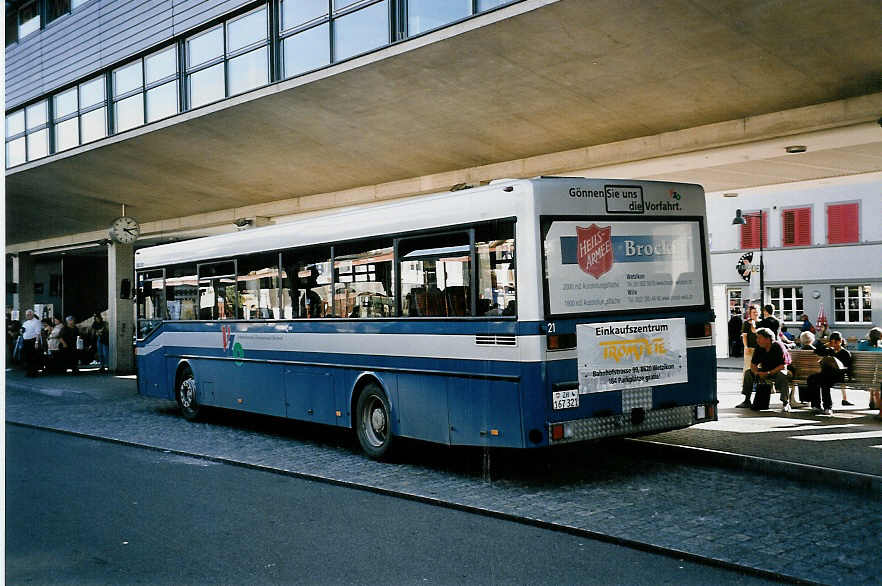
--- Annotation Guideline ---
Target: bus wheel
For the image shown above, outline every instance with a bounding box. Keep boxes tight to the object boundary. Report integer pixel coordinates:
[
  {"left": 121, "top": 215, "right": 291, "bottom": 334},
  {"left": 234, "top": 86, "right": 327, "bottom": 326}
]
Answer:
[
  {"left": 356, "top": 385, "right": 393, "bottom": 459},
  {"left": 176, "top": 366, "right": 202, "bottom": 421}
]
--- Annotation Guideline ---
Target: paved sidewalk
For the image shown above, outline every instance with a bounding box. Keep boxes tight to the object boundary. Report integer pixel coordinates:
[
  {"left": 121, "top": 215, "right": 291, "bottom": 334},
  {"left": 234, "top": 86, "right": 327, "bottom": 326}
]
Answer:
[
  {"left": 4, "top": 366, "right": 881, "bottom": 584},
  {"left": 643, "top": 369, "right": 882, "bottom": 480}
]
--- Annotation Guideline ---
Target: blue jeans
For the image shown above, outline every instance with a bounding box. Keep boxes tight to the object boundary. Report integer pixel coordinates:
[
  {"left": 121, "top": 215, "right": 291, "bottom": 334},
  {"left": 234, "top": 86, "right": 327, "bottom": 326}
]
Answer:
[{"left": 97, "top": 340, "right": 108, "bottom": 367}]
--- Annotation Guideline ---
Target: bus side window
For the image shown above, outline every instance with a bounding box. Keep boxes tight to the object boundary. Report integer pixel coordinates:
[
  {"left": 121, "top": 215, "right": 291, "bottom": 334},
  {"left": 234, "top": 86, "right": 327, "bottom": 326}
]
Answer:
[
  {"left": 334, "top": 238, "right": 395, "bottom": 318},
  {"left": 476, "top": 221, "right": 516, "bottom": 316},
  {"left": 165, "top": 263, "right": 198, "bottom": 320},
  {"left": 282, "top": 247, "right": 332, "bottom": 318},
  {"left": 237, "top": 252, "right": 282, "bottom": 320},
  {"left": 399, "top": 232, "right": 471, "bottom": 317}
]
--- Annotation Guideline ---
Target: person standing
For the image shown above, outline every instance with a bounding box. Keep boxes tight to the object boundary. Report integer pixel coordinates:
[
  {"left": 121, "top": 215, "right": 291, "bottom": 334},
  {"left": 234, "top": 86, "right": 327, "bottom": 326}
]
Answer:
[
  {"left": 61, "top": 315, "right": 80, "bottom": 375},
  {"left": 20, "top": 309, "right": 43, "bottom": 377},
  {"left": 46, "top": 316, "right": 67, "bottom": 373},
  {"left": 728, "top": 311, "right": 744, "bottom": 357},
  {"left": 740, "top": 305, "right": 759, "bottom": 372},
  {"left": 90, "top": 313, "right": 109, "bottom": 373},
  {"left": 758, "top": 304, "right": 781, "bottom": 338}
]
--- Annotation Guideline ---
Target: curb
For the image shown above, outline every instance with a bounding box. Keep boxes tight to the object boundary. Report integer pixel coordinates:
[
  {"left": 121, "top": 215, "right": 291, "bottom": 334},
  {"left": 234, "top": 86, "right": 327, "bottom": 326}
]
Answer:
[
  {"left": 627, "top": 438, "right": 882, "bottom": 496},
  {"left": 7, "top": 421, "right": 814, "bottom": 585}
]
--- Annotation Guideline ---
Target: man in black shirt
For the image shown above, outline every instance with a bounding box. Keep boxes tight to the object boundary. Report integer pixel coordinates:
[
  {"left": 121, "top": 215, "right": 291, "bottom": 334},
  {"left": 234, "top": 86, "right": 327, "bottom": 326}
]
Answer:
[
  {"left": 807, "top": 331, "right": 851, "bottom": 415},
  {"left": 737, "top": 328, "right": 791, "bottom": 412},
  {"left": 758, "top": 304, "right": 781, "bottom": 338}
]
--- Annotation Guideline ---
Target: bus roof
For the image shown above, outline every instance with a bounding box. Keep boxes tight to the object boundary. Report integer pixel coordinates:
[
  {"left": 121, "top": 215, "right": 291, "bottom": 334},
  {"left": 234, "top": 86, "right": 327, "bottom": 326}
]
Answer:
[{"left": 135, "top": 177, "right": 705, "bottom": 269}]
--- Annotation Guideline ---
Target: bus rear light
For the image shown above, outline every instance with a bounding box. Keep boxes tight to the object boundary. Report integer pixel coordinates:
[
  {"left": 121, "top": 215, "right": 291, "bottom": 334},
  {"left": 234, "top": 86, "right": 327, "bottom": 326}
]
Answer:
[
  {"left": 704, "top": 322, "right": 712, "bottom": 337},
  {"left": 551, "top": 424, "right": 564, "bottom": 441},
  {"left": 696, "top": 405, "right": 706, "bottom": 420},
  {"left": 546, "top": 333, "right": 576, "bottom": 350},
  {"left": 490, "top": 429, "right": 499, "bottom": 436}
]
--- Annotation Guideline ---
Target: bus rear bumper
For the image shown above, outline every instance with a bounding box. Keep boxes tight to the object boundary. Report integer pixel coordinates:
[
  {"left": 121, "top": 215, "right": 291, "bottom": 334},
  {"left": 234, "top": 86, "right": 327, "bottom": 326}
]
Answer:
[{"left": 547, "top": 403, "right": 716, "bottom": 444}]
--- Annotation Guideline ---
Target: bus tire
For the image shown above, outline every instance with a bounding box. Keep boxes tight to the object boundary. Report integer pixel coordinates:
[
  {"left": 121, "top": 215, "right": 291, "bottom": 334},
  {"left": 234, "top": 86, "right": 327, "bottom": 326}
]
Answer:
[
  {"left": 175, "top": 365, "right": 202, "bottom": 421},
  {"left": 355, "top": 384, "right": 393, "bottom": 459}
]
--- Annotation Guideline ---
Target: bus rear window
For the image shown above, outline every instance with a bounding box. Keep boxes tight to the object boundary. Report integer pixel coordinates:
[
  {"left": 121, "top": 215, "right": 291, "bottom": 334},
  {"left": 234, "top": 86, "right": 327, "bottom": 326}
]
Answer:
[{"left": 542, "top": 218, "right": 707, "bottom": 316}]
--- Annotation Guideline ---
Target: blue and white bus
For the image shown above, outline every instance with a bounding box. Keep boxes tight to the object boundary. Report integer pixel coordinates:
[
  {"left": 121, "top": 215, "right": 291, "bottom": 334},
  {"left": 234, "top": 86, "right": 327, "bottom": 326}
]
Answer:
[{"left": 135, "top": 177, "right": 717, "bottom": 458}]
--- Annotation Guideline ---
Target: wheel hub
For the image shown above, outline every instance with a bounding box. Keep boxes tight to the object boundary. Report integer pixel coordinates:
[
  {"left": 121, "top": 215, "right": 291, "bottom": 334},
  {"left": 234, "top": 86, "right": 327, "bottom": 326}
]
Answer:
[{"left": 371, "top": 406, "right": 386, "bottom": 433}]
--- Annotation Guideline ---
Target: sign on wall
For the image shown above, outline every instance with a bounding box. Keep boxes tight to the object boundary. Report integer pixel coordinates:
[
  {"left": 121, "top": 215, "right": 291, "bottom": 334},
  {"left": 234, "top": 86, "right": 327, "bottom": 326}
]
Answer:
[
  {"left": 576, "top": 318, "right": 688, "bottom": 394},
  {"left": 544, "top": 220, "right": 706, "bottom": 315}
]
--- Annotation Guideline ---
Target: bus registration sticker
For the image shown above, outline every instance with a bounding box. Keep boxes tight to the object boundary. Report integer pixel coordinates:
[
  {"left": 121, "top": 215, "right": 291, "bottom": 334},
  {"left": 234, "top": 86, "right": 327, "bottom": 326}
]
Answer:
[{"left": 552, "top": 389, "right": 579, "bottom": 410}]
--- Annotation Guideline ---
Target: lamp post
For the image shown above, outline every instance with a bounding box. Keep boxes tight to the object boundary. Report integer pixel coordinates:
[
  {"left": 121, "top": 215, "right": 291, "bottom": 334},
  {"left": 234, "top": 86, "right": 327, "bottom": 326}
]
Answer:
[{"left": 733, "top": 209, "right": 763, "bottom": 304}]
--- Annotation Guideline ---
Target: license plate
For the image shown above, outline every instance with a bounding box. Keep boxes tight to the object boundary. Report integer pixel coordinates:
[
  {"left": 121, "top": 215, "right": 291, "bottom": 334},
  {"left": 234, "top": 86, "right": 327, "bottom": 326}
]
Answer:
[{"left": 552, "top": 389, "right": 579, "bottom": 410}]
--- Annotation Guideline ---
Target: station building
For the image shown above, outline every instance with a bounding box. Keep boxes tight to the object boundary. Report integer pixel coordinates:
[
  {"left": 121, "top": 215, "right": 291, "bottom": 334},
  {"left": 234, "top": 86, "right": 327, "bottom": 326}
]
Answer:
[{"left": 5, "top": 0, "right": 882, "bottom": 370}]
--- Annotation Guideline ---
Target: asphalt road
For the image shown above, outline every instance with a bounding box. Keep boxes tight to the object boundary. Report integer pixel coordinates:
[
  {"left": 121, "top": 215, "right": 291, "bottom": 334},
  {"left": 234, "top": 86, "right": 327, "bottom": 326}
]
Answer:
[{"left": 6, "top": 425, "right": 779, "bottom": 585}]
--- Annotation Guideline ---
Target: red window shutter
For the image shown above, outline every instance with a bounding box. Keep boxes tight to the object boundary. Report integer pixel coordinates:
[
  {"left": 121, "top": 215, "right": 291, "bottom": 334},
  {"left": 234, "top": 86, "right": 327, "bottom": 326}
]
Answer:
[
  {"left": 741, "top": 212, "right": 768, "bottom": 249},
  {"left": 796, "top": 207, "right": 811, "bottom": 245},
  {"left": 783, "top": 207, "right": 811, "bottom": 246},
  {"left": 828, "top": 203, "right": 859, "bottom": 244}
]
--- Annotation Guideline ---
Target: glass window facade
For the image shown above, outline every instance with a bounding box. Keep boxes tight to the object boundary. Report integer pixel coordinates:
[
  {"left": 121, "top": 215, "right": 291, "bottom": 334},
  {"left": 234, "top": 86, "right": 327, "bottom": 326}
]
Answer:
[
  {"left": 227, "top": 6, "right": 267, "bottom": 52},
  {"left": 18, "top": 2, "right": 40, "bottom": 38},
  {"left": 187, "top": 26, "right": 224, "bottom": 68},
  {"left": 55, "top": 117, "right": 80, "bottom": 151},
  {"left": 228, "top": 45, "right": 269, "bottom": 96},
  {"left": 27, "top": 128, "right": 49, "bottom": 160},
  {"left": 6, "top": 0, "right": 523, "bottom": 167},
  {"left": 281, "top": 0, "right": 328, "bottom": 29},
  {"left": 80, "top": 107, "right": 107, "bottom": 143},
  {"left": 79, "top": 77, "right": 105, "bottom": 108},
  {"left": 145, "top": 46, "right": 177, "bottom": 84},
  {"left": 407, "top": 0, "right": 470, "bottom": 36},
  {"left": 113, "top": 61, "right": 143, "bottom": 97},
  {"left": 188, "top": 63, "right": 225, "bottom": 108},
  {"left": 146, "top": 82, "right": 178, "bottom": 123},
  {"left": 115, "top": 93, "right": 145, "bottom": 132},
  {"left": 333, "top": 0, "right": 388, "bottom": 61},
  {"left": 283, "top": 22, "right": 330, "bottom": 78}
]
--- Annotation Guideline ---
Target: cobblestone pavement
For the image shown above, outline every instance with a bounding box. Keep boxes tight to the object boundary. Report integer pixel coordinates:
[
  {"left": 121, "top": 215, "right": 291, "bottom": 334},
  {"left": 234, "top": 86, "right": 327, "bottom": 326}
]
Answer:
[{"left": 5, "top": 370, "right": 881, "bottom": 584}]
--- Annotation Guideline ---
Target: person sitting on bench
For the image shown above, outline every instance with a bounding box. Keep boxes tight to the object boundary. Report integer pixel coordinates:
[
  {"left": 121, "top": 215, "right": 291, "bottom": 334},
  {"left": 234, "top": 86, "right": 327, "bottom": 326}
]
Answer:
[{"left": 736, "top": 327, "right": 791, "bottom": 412}]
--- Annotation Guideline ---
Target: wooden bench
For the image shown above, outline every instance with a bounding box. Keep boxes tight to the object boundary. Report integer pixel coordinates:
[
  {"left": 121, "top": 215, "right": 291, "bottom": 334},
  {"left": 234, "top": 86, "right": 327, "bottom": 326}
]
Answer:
[{"left": 788, "top": 349, "right": 882, "bottom": 407}]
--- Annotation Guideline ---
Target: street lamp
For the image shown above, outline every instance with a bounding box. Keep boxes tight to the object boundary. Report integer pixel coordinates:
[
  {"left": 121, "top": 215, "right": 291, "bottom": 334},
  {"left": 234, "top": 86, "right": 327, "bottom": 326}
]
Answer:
[{"left": 732, "top": 209, "right": 763, "bottom": 304}]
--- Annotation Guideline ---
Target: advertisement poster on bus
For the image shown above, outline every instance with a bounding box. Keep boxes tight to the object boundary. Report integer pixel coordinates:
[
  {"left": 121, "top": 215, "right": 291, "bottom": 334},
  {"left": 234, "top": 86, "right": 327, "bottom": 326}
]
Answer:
[
  {"left": 544, "top": 220, "right": 706, "bottom": 315},
  {"left": 576, "top": 318, "right": 688, "bottom": 394}
]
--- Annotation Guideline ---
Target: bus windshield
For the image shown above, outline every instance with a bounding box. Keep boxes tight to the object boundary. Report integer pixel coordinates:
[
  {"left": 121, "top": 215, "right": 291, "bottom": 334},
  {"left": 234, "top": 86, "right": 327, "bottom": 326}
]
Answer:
[{"left": 543, "top": 218, "right": 707, "bottom": 316}]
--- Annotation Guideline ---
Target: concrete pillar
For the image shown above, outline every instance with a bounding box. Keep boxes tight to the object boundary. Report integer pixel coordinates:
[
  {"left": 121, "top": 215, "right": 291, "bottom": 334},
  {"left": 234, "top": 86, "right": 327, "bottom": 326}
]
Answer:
[
  {"left": 12, "top": 252, "right": 35, "bottom": 318},
  {"left": 108, "top": 243, "right": 135, "bottom": 373}
]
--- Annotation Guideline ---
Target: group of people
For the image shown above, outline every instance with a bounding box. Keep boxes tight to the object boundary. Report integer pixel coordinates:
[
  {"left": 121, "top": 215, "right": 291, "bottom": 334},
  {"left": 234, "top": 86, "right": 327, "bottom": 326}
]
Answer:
[
  {"left": 735, "top": 302, "right": 882, "bottom": 415},
  {"left": 12, "top": 310, "right": 110, "bottom": 377}
]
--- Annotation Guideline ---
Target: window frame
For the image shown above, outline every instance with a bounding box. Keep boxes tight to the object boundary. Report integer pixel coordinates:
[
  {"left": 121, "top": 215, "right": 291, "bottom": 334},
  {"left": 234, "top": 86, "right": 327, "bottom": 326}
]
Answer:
[
  {"left": 766, "top": 286, "right": 804, "bottom": 323},
  {"left": 832, "top": 284, "right": 872, "bottom": 324}
]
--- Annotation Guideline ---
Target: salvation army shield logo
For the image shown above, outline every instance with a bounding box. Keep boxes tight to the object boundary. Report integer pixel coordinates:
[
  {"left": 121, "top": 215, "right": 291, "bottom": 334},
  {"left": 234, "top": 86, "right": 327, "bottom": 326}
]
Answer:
[{"left": 576, "top": 224, "right": 613, "bottom": 278}]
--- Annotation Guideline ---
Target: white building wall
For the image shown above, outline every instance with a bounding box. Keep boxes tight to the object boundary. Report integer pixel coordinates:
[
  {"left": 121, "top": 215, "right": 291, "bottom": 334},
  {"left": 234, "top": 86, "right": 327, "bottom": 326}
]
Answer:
[{"left": 707, "top": 173, "right": 882, "bottom": 356}]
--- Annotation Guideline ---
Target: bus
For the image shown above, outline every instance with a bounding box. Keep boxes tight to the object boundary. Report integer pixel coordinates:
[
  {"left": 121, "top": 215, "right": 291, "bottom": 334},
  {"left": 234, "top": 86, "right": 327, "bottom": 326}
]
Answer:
[{"left": 135, "top": 177, "right": 717, "bottom": 458}]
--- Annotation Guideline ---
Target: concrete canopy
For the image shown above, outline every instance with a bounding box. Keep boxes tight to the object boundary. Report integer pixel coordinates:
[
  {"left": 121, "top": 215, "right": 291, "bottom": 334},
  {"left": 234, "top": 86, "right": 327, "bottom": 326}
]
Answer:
[{"left": 6, "top": 0, "right": 882, "bottom": 246}]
